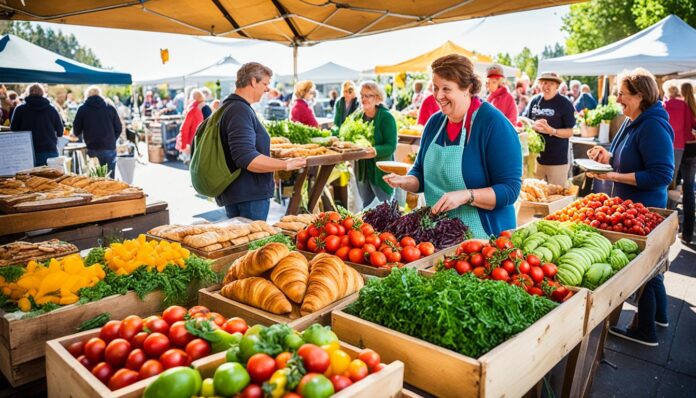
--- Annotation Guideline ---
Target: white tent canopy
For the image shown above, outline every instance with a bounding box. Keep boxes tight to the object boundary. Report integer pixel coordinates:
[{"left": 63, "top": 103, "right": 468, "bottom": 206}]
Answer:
[
  {"left": 539, "top": 15, "right": 696, "bottom": 76},
  {"left": 135, "top": 55, "right": 240, "bottom": 87},
  {"left": 276, "top": 62, "right": 360, "bottom": 85}
]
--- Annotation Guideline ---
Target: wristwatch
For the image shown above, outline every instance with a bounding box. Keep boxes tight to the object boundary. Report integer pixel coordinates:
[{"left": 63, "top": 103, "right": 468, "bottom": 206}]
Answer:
[{"left": 466, "top": 189, "right": 475, "bottom": 206}]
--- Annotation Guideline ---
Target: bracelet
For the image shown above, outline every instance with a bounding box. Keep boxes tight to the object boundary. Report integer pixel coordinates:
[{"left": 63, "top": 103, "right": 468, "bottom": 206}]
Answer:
[{"left": 467, "top": 189, "right": 475, "bottom": 206}]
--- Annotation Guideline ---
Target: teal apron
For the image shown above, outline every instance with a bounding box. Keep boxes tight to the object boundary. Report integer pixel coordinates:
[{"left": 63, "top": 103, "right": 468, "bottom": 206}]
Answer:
[{"left": 423, "top": 115, "right": 488, "bottom": 239}]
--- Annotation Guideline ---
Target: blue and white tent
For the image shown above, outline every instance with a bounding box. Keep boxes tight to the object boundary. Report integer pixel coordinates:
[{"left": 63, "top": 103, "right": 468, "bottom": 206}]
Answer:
[{"left": 0, "top": 34, "right": 132, "bottom": 84}]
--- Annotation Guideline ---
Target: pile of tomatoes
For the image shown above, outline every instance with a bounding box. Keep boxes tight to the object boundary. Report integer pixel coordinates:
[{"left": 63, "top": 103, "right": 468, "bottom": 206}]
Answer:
[
  {"left": 440, "top": 234, "right": 572, "bottom": 303},
  {"left": 296, "top": 211, "right": 435, "bottom": 268},
  {"left": 66, "top": 305, "right": 248, "bottom": 391},
  {"left": 546, "top": 193, "right": 664, "bottom": 236}
]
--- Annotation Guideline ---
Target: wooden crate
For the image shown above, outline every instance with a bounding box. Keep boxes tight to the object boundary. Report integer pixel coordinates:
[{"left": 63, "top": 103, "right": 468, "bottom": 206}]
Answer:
[
  {"left": 0, "top": 197, "right": 146, "bottom": 236},
  {"left": 0, "top": 291, "right": 163, "bottom": 387},
  {"left": 199, "top": 285, "right": 358, "bottom": 331},
  {"left": 595, "top": 207, "right": 677, "bottom": 250},
  {"left": 47, "top": 334, "right": 404, "bottom": 398},
  {"left": 518, "top": 195, "right": 576, "bottom": 226},
  {"left": 332, "top": 288, "right": 588, "bottom": 398}
]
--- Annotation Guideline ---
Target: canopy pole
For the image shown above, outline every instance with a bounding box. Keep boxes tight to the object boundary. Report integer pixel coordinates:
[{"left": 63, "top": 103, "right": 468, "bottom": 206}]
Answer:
[{"left": 293, "top": 43, "right": 298, "bottom": 84}]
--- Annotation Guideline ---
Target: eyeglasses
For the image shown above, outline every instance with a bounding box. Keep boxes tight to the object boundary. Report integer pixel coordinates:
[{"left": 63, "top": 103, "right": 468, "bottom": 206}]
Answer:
[{"left": 360, "top": 94, "right": 376, "bottom": 99}]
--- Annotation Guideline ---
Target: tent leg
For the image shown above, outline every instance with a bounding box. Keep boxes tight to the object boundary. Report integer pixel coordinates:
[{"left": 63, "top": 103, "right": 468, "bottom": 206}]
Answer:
[{"left": 293, "top": 44, "right": 298, "bottom": 84}]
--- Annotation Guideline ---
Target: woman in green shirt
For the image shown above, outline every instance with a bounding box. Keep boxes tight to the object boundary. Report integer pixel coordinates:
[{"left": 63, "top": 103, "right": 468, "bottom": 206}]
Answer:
[
  {"left": 333, "top": 80, "right": 359, "bottom": 129},
  {"left": 353, "top": 81, "right": 397, "bottom": 208}
]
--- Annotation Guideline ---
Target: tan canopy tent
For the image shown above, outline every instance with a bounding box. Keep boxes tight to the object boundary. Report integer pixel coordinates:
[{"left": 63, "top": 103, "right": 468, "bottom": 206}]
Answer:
[{"left": 0, "top": 0, "right": 581, "bottom": 77}]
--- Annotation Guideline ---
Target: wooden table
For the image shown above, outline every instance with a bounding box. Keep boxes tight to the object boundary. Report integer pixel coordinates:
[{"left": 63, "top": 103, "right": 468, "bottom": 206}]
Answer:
[
  {"left": 285, "top": 149, "right": 375, "bottom": 215},
  {"left": 398, "top": 134, "right": 421, "bottom": 145}
]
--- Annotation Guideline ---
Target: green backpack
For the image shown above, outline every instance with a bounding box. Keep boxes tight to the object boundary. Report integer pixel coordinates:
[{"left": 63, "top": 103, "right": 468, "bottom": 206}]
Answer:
[{"left": 189, "top": 100, "right": 241, "bottom": 197}]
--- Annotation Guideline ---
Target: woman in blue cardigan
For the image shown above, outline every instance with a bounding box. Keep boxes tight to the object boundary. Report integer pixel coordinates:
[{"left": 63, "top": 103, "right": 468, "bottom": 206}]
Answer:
[
  {"left": 384, "top": 54, "right": 522, "bottom": 238},
  {"left": 588, "top": 68, "right": 674, "bottom": 347}
]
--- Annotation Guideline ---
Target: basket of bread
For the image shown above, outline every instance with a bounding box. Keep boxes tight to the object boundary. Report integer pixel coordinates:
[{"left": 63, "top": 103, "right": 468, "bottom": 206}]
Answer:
[{"left": 519, "top": 178, "right": 577, "bottom": 203}]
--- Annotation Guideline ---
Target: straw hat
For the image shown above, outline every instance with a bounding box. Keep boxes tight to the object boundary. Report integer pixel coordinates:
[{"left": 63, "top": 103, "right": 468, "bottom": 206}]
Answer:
[{"left": 537, "top": 72, "right": 563, "bottom": 84}]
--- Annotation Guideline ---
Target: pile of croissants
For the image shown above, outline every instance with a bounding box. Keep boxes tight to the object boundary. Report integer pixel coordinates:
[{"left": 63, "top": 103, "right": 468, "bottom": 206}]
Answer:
[{"left": 220, "top": 243, "right": 364, "bottom": 316}]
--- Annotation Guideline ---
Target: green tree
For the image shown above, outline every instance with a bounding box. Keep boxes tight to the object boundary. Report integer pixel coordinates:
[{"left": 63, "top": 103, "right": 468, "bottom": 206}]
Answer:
[
  {"left": 541, "top": 43, "right": 565, "bottom": 59},
  {"left": 0, "top": 21, "right": 102, "bottom": 67},
  {"left": 495, "top": 52, "right": 513, "bottom": 67},
  {"left": 513, "top": 47, "right": 538, "bottom": 80}
]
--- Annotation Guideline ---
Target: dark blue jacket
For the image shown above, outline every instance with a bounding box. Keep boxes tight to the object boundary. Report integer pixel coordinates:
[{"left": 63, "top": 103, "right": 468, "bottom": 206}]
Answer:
[
  {"left": 609, "top": 102, "right": 674, "bottom": 208},
  {"left": 408, "top": 102, "right": 522, "bottom": 236},
  {"left": 574, "top": 93, "right": 598, "bottom": 112},
  {"left": 73, "top": 96, "right": 122, "bottom": 150},
  {"left": 215, "top": 94, "right": 273, "bottom": 206},
  {"left": 10, "top": 95, "right": 63, "bottom": 153}
]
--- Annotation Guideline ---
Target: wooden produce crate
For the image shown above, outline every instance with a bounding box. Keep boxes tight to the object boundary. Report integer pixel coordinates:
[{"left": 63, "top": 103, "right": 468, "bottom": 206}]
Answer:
[
  {"left": 0, "top": 197, "right": 146, "bottom": 236},
  {"left": 199, "top": 285, "right": 358, "bottom": 331},
  {"left": 0, "top": 291, "right": 163, "bottom": 387},
  {"left": 595, "top": 208, "right": 677, "bottom": 250},
  {"left": 47, "top": 335, "right": 404, "bottom": 398},
  {"left": 517, "top": 195, "right": 576, "bottom": 226},
  {"left": 332, "top": 288, "right": 589, "bottom": 398}
]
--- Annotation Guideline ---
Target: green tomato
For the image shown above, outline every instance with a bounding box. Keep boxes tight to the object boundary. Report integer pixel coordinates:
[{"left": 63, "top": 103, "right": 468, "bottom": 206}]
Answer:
[
  {"left": 213, "top": 362, "right": 250, "bottom": 396},
  {"left": 200, "top": 378, "right": 215, "bottom": 397},
  {"left": 301, "top": 324, "right": 338, "bottom": 347},
  {"left": 211, "top": 330, "right": 243, "bottom": 353},
  {"left": 244, "top": 324, "right": 266, "bottom": 337},
  {"left": 284, "top": 332, "right": 304, "bottom": 351},
  {"left": 226, "top": 345, "right": 241, "bottom": 363},
  {"left": 143, "top": 367, "right": 202, "bottom": 398},
  {"left": 301, "top": 374, "right": 335, "bottom": 398},
  {"left": 239, "top": 334, "right": 261, "bottom": 363}
]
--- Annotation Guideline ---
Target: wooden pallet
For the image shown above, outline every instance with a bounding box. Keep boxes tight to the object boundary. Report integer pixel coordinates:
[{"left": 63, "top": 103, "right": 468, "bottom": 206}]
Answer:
[
  {"left": 0, "top": 197, "right": 146, "bottom": 236},
  {"left": 332, "top": 289, "right": 588, "bottom": 398},
  {"left": 0, "top": 291, "right": 163, "bottom": 387}
]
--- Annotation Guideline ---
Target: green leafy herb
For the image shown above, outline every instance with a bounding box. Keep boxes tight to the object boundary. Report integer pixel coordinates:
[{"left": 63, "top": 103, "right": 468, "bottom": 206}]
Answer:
[
  {"left": 248, "top": 234, "right": 296, "bottom": 251},
  {"left": 338, "top": 116, "right": 374, "bottom": 147},
  {"left": 78, "top": 313, "right": 111, "bottom": 331},
  {"left": 0, "top": 266, "right": 25, "bottom": 283},
  {"left": 254, "top": 324, "right": 294, "bottom": 357},
  {"left": 264, "top": 120, "right": 330, "bottom": 144},
  {"left": 346, "top": 268, "right": 557, "bottom": 358},
  {"left": 84, "top": 247, "right": 106, "bottom": 266}
]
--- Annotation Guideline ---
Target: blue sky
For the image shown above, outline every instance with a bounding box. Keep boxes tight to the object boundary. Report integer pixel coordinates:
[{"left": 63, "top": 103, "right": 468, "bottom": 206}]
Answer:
[{"left": 33, "top": 5, "right": 570, "bottom": 81}]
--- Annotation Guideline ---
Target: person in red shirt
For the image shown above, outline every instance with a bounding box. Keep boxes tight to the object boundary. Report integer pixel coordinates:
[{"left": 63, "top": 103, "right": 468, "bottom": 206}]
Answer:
[
  {"left": 663, "top": 84, "right": 695, "bottom": 192},
  {"left": 417, "top": 81, "right": 440, "bottom": 126},
  {"left": 290, "top": 80, "right": 319, "bottom": 128},
  {"left": 176, "top": 89, "right": 204, "bottom": 157},
  {"left": 485, "top": 64, "right": 517, "bottom": 124}
]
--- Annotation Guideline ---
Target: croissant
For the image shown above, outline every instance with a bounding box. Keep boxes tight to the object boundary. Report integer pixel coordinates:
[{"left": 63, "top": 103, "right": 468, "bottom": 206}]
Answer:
[
  {"left": 222, "top": 252, "right": 252, "bottom": 284},
  {"left": 301, "top": 255, "right": 345, "bottom": 316},
  {"left": 271, "top": 252, "right": 309, "bottom": 304},
  {"left": 246, "top": 243, "right": 289, "bottom": 277},
  {"left": 342, "top": 265, "right": 364, "bottom": 297},
  {"left": 221, "top": 277, "right": 292, "bottom": 314}
]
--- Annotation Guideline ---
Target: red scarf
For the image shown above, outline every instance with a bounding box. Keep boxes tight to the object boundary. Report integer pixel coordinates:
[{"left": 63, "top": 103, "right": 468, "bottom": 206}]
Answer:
[{"left": 446, "top": 96, "right": 482, "bottom": 142}]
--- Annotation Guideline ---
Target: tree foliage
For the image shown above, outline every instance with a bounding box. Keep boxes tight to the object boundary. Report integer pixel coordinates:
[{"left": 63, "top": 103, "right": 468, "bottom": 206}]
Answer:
[
  {"left": 0, "top": 21, "right": 103, "bottom": 67},
  {"left": 562, "top": 0, "right": 696, "bottom": 55}
]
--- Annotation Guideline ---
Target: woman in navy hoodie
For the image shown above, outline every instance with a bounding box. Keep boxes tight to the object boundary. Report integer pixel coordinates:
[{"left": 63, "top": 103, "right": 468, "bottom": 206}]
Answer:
[{"left": 588, "top": 68, "right": 674, "bottom": 347}]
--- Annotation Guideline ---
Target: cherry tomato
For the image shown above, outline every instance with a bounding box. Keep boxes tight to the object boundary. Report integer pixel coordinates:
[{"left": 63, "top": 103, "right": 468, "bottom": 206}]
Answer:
[
  {"left": 144, "top": 316, "right": 170, "bottom": 335},
  {"left": 104, "top": 338, "right": 131, "bottom": 367},
  {"left": 362, "top": 243, "right": 377, "bottom": 254},
  {"left": 108, "top": 368, "right": 139, "bottom": 390},
  {"left": 77, "top": 355, "right": 93, "bottom": 370},
  {"left": 528, "top": 287, "right": 544, "bottom": 296},
  {"left": 461, "top": 240, "right": 484, "bottom": 254},
  {"left": 494, "top": 236, "right": 513, "bottom": 250},
  {"left": 138, "top": 359, "right": 164, "bottom": 379},
  {"left": 541, "top": 263, "right": 558, "bottom": 278},
  {"left": 339, "top": 235, "right": 350, "bottom": 248},
  {"left": 329, "top": 349, "right": 351, "bottom": 375},
  {"left": 169, "top": 320, "right": 194, "bottom": 347},
  {"left": 401, "top": 246, "right": 421, "bottom": 263},
  {"left": 482, "top": 246, "right": 498, "bottom": 259},
  {"left": 307, "top": 225, "right": 320, "bottom": 238},
  {"left": 364, "top": 234, "right": 381, "bottom": 247},
  {"left": 517, "top": 260, "right": 531, "bottom": 274},
  {"left": 511, "top": 274, "right": 534, "bottom": 291},
  {"left": 369, "top": 251, "right": 387, "bottom": 268},
  {"left": 143, "top": 332, "right": 170, "bottom": 358},
  {"left": 378, "top": 232, "right": 397, "bottom": 244},
  {"left": 500, "top": 230, "right": 512, "bottom": 238},
  {"left": 131, "top": 332, "right": 148, "bottom": 349},
  {"left": 469, "top": 253, "right": 484, "bottom": 268},
  {"left": 529, "top": 267, "right": 545, "bottom": 284},
  {"left": 67, "top": 341, "right": 84, "bottom": 358},
  {"left": 417, "top": 242, "right": 435, "bottom": 256},
  {"left": 241, "top": 384, "right": 264, "bottom": 398},
  {"left": 99, "top": 321, "right": 122, "bottom": 343},
  {"left": 334, "top": 246, "right": 350, "bottom": 261},
  {"left": 159, "top": 348, "right": 190, "bottom": 369},
  {"left": 162, "top": 306, "right": 187, "bottom": 326},
  {"left": 399, "top": 237, "right": 416, "bottom": 247},
  {"left": 348, "top": 248, "right": 365, "bottom": 264},
  {"left": 348, "top": 230, "right": 366, "bottom": 248},
  {"left": 330, "top": 375, "right": 353, "bottom": 392},
  {"left": 91, "top": 362, "right": 114, "bottom": 385},
  {"left": 347, "top": 359, "right": 368, "bottom": 382},
  {"left": 296, "top": 229, "right": 309, "bottom": 243},
  {"left": 455, "top": 260, "right": 471, "bottom": 275},
  {"left": 298, "top": 344, "right": 330, "bottom": 374},
  {"left": 472, "top": 267, "right": 487, "bottom": 278},
  {"left": 551, "top": 286, "right": 570, "bottom": 302},
  {"left": 119, "top": 315, "right": 143, "bottom": 341},
  {"left": 342, "top": 217, "right": 355, "bottom": 230},
  {"left": 491, "top": 267, "right": 510, "bottom": 282},
  {"left": 208, "top": 312, "right": 226, "bottom": 327},
  {"left": 360, "top": 223, "right": 375, "bottom": 236},
  {"left": 247, "top": 353, "right": 277, "bottom": 383},
  {"left": 336, "top": 225, "right": 346, "bottom": 236},
  {"left": 84, "top": 337, "right": 106, "bottom": 363},
  {"left": 125, "top": 348, "right": 147, "bottom": 370},
  {"left": 324, "top": 235, "right": 341, "bottom": 253},
  {"left": 526, "top": 254, "right": 541, "bottom": 268},
  {"left": 501, "top": 260, "right": 516, "bottom": 275},
  {"left": 307, "top": 236, "right": 320, "bottom": 252},
  {"left": 358, "top": 349, "right": 381, "bottom": 370},
  {"left": 275, "top": 352, "right": 292, "bottom": 369},
  {"left": 324, "top": 222, "right": 340, "bottom": 236},
  {"left": 223, "top": 317, "right": 248, "bottom": 335},
  {"left": 386, "top": 250, "right": 401, "bottom": 263},
  {"left": 185, "top": 338, "right": 211, "bottom": 361}
]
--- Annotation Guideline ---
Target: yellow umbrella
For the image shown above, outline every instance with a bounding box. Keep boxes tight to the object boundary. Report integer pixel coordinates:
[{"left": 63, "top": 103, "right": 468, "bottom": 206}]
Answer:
[{"left": 375, "top": 40, "right": 494, "bottom": 74}]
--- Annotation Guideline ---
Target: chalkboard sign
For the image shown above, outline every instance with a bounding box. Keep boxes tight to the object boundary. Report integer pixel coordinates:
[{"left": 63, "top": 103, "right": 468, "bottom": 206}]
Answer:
[{"left": 0, "top": 131, "right": 34, "bottom": 176}]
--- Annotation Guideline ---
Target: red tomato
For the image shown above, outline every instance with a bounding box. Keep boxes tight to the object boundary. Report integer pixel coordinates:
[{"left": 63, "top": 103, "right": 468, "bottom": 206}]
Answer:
[
  {"left": 369, "top": 251, "right": 387, "bottom": 268},
  {"left": 491, "top": 267, "right": 510, "bottom": 282},
  {"left": 501, "top": 260, "right": 516, "bottom": 275},
  {"left": 401, "top": 246, "right": 421, "bottom": 263},
  {"left": 330, "top": 375, "right": 353, "bottom": 392},
  {"left": 324, "top": 235, "right": 341, "bottom": 253},
  {"left": 223, "top": 317, "right": 248, "bottom": 335},
  {"left": 298, "top": 344, "right": 330, "bottom": 374},
  {"left": 241, "top": 384, "right": 264, "bottom": 398},
  {"left": 67, "top": 341, "right": 84, "bottom": 358},
  {"left": 528, "top": 287, "right": 544, "bottom": 296},
  {"left": 494, "top": 236, "right": 513, "bottom": 250},
  {"left": 339, "top": 235, "right": 351, "bottom": 247},
  {"left": 91, "top": 362, "right": 115, "bottom": 385},
  {"left": 275, "top": 352, "right": 292, "bottom": 369},
  {"left": 362, "top": 243, "right": 377, "bottom": 254},
  {"left": 334, "top": 246, "right": 350, "bottom": 261},
  {"left": 360, "top": 223, "right": 375, "bottom": 236},
  {"left": 131, "top": 332, "right": 148, "bottom": 349},
  {"left": 207, "top": 312, "right": 225, "bottom": 327},
  {"left": 529, "top": 267, "right": 544, "bottom": 283},
  {"left": 399, "top": 237, "right": 416, "bottom": 247},
  {"left": 551, "top": 286, "right": 570, "bottom": 302},
  {"left": 500, "top": 230, "right": 512, "bottom": 238},
  {"left": 324, "top": 222, "right": 340, "bottom": 236},
  {"left": 469, "top": 253, "right": 484, "bottom": 268},
  {"left": 348, "top": 248, "right": 365, "bottom": 264},
  {"left": 125, "top": 348, "right": 147, "bottom": 370},
  {"left": 307, "top": 225, "right": 320, "bottom": 238},
  {"left": 336, "top": 225, "right": 346, "bottom": 236},
  {"left": 541, "top": 263, "right": 558, "bottom": 278},
  {"left": 307, "top": 236, "right": 320, "bottom": 252},
  {"left": 461, "top": 240, "right": 484, "bottom": 254},
  {"left": 386, "top": 250, "right": 401, "bottom": 263},
  {"left": 84, "top": 337, "right": 106, "bottom": 363},
  {"left": 373, "top": 363, "right": 386, "bottom": 372},
  {"left": 108, "top": 368, "right": 139, "bottom": 390},
  {"left": 189, "top": 305, "right": 210, "bottom": 316},
  {"left": 417, "top": 242, "right": 435, "bottom": 256},
  {"left": 482, "top": 246, "right": 498, "bottom": 259},
  {"left": 297, "top": 240, "right": 306, "bottom": 251},
  {"left": 99, "top": 321, "right": 122, "bottom": 343},
  {"left": 77, "top": 355, "right": 93, "bottom": 370},
  {"left": 138, "top": 359, "right": 164, "bottom": 379},
  {"left": 143, "top": 332, "right": 170, "bottom": 358},
  {"left": 247, "top": 353, "right": 277, "bottom": 383},
  {"left": 378, "top": 232, "right": 397, "bottom": 244},
  {"left": 144, "top": 316, "right": 170, "bottom": 335},
  {"left": 159, "top": 348, "right": 190, "bottom": 369},
  {"left": 342, "top": 217, "right": 355, "bottom": 230},
  {"left": 185, "top": 338, "right": 211, "bottom": 361},
  {"left": 162, "top": 306, "right": 187, "bottom": 326},
  {"left": 358, "top": 349, "right": 381, "bottom": 370},
  {"left": 364, "top": 234, "right": 381, "bottom": 247},
  {"left": 347, "top": 359, "right": 369, "bottom": 382},
  {"left": 511, "top": 274, "right": 533, "bottom": 291},
  {"left": 348, "top": 230, "right": 366, "bottom": 247},
  {"left": 517, "top": 260, "right": 530, "bottom": 274},
  {"left": 168, "top": 321, "right": 194, "bottom": 347},
  {"left": 455, "top": 260, "right": 471, "bottom": 275},
  {"left": 119, "top": 315, "right": 143, "bottom": 341},
  {"left": 296, "top": 229, "right": 309, "bottom": 243},
  {"left": 104, "top": 338, "right": 131, "bottom": 367},
  {"left": 526, "top": 255, "right": 541, "bottom": 268},
  {"left": 472, "top": 267, "right": 487, "bottom": 278}
]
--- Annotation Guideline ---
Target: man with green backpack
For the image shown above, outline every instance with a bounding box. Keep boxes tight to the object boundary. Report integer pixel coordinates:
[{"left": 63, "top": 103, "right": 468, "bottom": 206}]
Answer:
[{"left": 190, "top": 62, "right": 306, "bottom": 220}]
